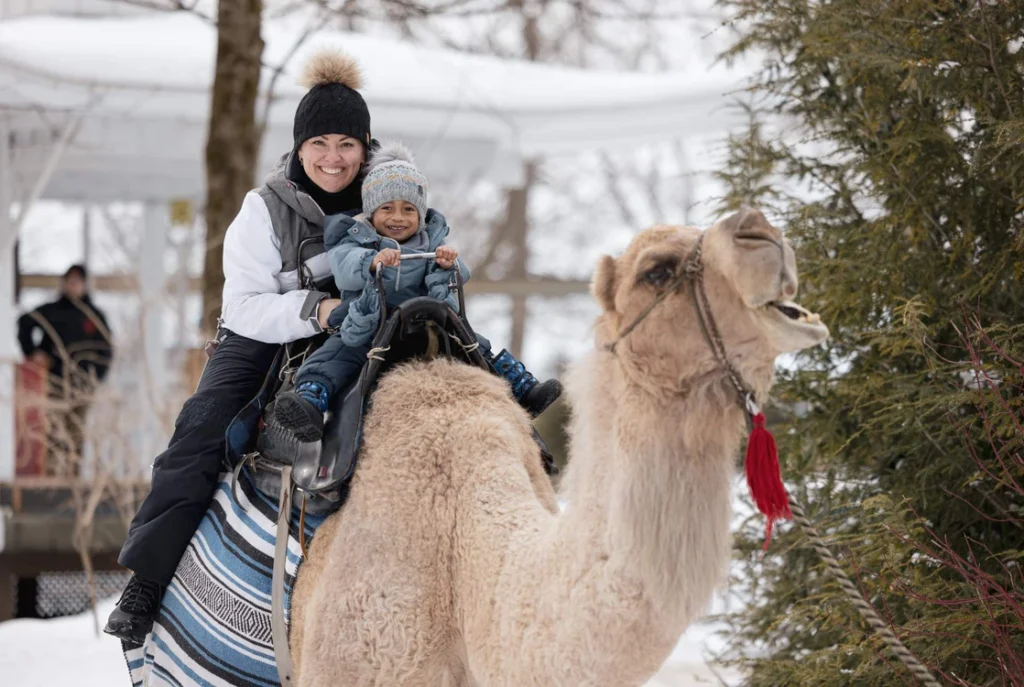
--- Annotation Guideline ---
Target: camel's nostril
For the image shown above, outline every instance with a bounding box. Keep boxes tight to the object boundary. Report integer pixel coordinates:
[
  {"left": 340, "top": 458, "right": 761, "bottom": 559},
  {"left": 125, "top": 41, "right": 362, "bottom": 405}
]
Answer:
[{"left": 782, "top": 281, "right": 797, "bottom": 299}]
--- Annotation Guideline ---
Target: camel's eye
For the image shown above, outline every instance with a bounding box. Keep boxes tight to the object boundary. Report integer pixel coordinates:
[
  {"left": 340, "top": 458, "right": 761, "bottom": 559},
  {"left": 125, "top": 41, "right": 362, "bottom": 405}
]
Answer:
[{"left": 643, "top": 264, "right": 675, "bottom": 288}]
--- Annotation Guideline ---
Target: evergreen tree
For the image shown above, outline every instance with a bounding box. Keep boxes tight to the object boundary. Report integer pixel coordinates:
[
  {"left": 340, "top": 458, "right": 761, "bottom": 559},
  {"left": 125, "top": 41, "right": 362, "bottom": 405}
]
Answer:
[{"left": 713, "top": 1, "right": 1024, "bottom": 684}]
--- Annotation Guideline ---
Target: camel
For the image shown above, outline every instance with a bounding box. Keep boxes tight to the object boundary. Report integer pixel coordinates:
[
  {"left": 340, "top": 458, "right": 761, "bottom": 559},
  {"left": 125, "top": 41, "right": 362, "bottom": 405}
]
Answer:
[{"left": 289, "top": 208, "right": 829, "bottom": 686}]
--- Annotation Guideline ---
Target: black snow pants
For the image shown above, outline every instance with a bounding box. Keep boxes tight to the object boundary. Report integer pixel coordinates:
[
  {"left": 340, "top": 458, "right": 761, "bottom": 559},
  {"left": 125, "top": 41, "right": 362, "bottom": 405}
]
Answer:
[{"left": 118, "top": 331, "right": 279, "bottom": 586}]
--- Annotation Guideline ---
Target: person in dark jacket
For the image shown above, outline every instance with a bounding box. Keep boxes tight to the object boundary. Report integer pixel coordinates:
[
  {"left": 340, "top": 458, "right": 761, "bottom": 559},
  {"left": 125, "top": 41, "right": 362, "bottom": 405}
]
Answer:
[
  {"left": 104, "top": 48, "right": 375, "bottom": 646},
  {"left": 274, "top": 141, "right": 561, "bottom": 442},
  {"left": 17, "top": 263, "right": 113, "bottom": 472}
]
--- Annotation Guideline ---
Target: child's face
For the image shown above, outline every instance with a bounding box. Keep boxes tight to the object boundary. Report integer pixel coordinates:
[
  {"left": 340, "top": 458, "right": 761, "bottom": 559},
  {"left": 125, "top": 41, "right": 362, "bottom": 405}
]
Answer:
[{"left": 371, "top": 201, "right": 420, "bottom": 243}]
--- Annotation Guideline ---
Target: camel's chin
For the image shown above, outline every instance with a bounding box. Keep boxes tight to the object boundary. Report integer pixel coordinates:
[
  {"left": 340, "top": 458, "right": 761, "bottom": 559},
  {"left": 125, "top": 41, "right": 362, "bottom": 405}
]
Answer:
[{"left": 760, "top": 302, "right": 830, "bottom": 353}]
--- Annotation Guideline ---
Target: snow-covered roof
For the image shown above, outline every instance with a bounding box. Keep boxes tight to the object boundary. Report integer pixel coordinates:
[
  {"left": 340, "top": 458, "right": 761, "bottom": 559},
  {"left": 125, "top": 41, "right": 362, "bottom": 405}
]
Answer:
[{"left": 0, "top": 12, "right": 747, "bottom": 201}]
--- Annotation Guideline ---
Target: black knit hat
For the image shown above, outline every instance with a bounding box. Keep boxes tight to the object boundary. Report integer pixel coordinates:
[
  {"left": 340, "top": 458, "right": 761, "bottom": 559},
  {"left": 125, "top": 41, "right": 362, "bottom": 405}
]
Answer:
[{"left": 293, "top": 49, "right": 371, "bottom": 149}]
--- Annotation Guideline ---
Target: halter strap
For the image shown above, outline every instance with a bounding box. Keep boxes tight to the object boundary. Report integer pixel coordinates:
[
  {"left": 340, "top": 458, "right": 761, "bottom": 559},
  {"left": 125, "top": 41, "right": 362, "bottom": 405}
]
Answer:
[
  {"left": 604, "top": 233, "right": 705, "bottom": 354},
  {"left": 604, "top": 232, "right": 760, "bottom": 414}
]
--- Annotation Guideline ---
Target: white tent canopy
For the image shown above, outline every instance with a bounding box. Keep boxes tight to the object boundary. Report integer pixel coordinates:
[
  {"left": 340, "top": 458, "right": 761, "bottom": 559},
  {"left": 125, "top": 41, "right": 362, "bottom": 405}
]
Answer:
[{"left": 0, "top": 12, "right": 746, "bottom": 202}]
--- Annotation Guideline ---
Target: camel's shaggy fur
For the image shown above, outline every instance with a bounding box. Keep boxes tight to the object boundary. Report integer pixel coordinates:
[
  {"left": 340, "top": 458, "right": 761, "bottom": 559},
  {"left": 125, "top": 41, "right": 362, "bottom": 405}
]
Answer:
[{"left": 290, "top": 209, "right": 828, "bottom": 686}]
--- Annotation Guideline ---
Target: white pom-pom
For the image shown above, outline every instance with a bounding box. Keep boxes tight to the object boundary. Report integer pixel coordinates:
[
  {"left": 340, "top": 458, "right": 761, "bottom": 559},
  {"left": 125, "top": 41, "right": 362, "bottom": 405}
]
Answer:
[
  {"left": 298, "top": 48, "right": 363, "bottom": 90},
  {"left": 367, "top": 140, "right": 417, "bottom": 173}
]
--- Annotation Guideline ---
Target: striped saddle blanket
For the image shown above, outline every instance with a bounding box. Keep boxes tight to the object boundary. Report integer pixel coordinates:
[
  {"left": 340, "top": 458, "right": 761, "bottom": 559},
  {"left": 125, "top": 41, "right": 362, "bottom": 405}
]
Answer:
[{"left": 124, "top": 471, "right": 325, "bottom": 686}]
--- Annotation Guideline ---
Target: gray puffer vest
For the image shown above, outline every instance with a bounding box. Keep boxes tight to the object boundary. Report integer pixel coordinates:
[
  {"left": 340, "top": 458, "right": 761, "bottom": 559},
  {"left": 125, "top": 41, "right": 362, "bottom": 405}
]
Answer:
[{"left": 256, "top": 152, "right": 333, "bottom": 291}]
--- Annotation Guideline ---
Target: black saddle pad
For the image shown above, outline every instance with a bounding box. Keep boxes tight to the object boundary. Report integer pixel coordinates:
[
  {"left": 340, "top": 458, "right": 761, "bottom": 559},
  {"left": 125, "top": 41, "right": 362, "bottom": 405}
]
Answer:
[{"left": 254, "top": 297, "right": 490, "bottom": 499}]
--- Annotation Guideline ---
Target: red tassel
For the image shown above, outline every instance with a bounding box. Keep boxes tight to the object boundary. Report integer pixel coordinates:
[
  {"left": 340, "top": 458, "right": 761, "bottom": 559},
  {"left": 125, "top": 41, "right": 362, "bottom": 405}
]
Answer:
[{"left": 744, "top": 412, "right": 791, "bottom": 552}]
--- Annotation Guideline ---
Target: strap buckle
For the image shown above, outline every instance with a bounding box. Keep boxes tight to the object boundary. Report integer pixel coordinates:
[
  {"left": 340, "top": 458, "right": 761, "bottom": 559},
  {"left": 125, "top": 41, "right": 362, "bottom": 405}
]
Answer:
[{"left": 744, "top": 392, "right": 761, "bottom": 417}]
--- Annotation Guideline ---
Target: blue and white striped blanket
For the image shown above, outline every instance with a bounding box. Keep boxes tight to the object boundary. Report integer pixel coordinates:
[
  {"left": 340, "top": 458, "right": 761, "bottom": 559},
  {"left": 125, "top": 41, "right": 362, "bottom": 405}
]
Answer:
[{"left": 124, "top": 472, "right": 326, "bottom": 686}]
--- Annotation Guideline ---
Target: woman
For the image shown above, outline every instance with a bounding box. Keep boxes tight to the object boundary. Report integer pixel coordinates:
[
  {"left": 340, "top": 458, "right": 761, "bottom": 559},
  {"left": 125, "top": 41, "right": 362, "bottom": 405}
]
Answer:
[{"left": 104, "top": 49, "right": 369, "bottom": 645}]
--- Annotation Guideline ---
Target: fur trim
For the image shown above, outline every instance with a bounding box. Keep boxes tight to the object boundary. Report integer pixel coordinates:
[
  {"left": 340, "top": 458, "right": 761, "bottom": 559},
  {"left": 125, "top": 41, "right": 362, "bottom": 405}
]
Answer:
[
  {"left": 366, "top": 140, "right": 417, "bottom": 174},
  {"left": 298, "top": 48, "right": 363, "bottom": 90}
]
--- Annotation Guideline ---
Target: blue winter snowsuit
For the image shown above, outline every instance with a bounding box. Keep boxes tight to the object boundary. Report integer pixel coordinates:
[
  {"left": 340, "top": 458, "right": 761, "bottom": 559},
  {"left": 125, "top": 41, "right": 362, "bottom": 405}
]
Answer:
[{"left": 293, "top": 208, "right": 489, "bottom": 397}]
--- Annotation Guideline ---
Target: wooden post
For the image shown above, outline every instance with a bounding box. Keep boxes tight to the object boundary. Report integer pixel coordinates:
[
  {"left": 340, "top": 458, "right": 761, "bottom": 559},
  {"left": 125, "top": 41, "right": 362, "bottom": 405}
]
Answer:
[
  {"left": 505, "top": 3, "right": 541, "bottom": 359},
  {"left": 504, "top": 163, "right": 536, "bottom": 359}
]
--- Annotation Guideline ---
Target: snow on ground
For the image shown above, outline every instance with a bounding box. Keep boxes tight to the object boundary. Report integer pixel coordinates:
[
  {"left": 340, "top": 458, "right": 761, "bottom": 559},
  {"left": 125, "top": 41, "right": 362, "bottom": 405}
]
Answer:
[
  {"left": 0, "top": 597, "right": 127, "bottom": 687},
  {"left": 0, "top": 596, "right": 737, "bottom": 686}
]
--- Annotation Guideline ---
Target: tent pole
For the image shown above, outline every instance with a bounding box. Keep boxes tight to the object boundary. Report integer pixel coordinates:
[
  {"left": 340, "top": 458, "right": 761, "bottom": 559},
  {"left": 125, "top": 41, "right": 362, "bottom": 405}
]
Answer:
[
  {"left": 0, "top": 114, "right": 18, "bottom": 486},
  {"left": 82, "top": 205, "right": 91, "bottom": 280},
  {"left": 139, "top": 202, "right": 169, "bottom": 464}
]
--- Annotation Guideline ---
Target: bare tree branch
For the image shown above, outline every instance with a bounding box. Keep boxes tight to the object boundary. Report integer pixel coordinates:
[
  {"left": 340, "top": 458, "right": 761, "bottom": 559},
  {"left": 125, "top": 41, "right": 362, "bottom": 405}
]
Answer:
[
  {"left": 600, "top": 151, "right": 640, "bottom": 228},
  {"left": 256, "top": 14, "right": 324, "bottom": 141},
  {"left": 113, "top": 0, "right": 215, "bottom": 23}
]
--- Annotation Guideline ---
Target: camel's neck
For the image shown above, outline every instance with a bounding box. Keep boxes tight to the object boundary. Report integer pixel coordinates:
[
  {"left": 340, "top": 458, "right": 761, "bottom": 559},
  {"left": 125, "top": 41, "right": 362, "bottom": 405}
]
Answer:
[{"left": 559, "top": 351, "right": 745, "bottom": 629}]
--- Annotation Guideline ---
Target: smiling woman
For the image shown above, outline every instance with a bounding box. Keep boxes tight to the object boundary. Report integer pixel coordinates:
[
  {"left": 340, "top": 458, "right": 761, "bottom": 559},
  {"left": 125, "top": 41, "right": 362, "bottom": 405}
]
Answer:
[
  {"left": 103, "top": 47, "right": 378, "bottom": 647},
  {"left": 298, "top": 135, "right": 365, "bottom": 194}
]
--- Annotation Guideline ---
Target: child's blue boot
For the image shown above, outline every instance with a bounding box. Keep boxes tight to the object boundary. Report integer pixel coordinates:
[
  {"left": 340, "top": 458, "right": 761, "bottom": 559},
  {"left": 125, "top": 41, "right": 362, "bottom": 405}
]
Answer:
[
  {"left": 490, "top": 349, "right": 563, "bottom": 417},
  {"left": 274, "top": 381, "right": 330, "bottom": 442}
]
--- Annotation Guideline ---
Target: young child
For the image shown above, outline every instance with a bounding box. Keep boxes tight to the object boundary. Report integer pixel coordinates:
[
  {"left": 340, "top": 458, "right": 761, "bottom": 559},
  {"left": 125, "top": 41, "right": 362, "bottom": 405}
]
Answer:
[{"left": 273, "top": 141, "right": 561, "bottom": 441}]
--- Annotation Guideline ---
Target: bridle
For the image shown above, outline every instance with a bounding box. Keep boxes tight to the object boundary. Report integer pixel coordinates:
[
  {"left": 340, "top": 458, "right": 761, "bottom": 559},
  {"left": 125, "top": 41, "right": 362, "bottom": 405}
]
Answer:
[
  {"left": 603, "top": 233, "right": 762, "bottom": 418},
  {"left": 602, "top": 231, "right": 796, "bottom": 552}
]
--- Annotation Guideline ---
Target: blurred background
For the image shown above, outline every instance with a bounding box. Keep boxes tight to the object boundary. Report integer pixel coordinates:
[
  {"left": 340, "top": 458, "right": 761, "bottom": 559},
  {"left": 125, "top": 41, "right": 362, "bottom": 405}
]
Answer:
[
  {"left": 0, "top": 0, "right": 750, "bottom": 684},
  {"left": 6, "top": 2, "right": 1020, "bottom": 685}
]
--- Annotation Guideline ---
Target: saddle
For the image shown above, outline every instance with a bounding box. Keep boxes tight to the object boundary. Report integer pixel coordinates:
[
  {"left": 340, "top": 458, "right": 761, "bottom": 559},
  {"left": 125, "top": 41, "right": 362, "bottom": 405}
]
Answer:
[{"left": 267, "top": 296, "right": 489, "bottom": 505}]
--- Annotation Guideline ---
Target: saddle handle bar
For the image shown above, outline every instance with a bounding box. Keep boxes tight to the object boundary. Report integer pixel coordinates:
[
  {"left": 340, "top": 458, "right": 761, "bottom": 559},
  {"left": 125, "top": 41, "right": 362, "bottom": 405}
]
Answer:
[
  {"left": 375, "top": 252, "right": 452, "bottom": 292},
  {"left": 371, "top": 252, "right": 467, "bottom": 340},
  {"left": 373, "top": 251, "right": 438, "bottom": 281}
]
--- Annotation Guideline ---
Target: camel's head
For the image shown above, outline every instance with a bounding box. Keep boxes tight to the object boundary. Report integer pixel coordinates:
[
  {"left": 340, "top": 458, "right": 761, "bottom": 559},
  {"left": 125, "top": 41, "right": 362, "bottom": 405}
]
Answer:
[{"left": 593, "top": 208, "right": 829, "bottom": 398}]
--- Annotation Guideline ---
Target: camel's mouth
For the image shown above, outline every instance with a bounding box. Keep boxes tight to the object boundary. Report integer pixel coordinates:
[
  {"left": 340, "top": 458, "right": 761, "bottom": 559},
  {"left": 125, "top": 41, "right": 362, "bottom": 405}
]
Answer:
[
  {"left": 769, "top": 300, "right": 821, "bottom": 324},
  {"left": 761, "top": 300, "right": 829, "bottom": 352}
]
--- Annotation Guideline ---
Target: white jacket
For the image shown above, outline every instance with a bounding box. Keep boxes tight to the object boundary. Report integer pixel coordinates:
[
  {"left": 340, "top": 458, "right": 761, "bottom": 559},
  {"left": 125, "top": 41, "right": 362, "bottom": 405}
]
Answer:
[{"left": 220, "top": 191, "right": 332, "bottom": 344}]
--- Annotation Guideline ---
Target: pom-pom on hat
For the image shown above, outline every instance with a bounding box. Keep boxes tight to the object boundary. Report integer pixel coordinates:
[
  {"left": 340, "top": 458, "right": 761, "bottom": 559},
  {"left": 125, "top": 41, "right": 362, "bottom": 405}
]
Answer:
[
  {"left": 293, "top": 48, "right": 371, "bottom": 149},
  {"left": 361, "top": 140, "right": 429, "bottom": 229}
]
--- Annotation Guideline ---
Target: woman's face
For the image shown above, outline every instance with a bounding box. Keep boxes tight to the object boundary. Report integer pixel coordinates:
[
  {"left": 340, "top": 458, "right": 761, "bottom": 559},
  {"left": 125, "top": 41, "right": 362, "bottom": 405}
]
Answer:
[{"left": 298, "top": 134, "right": 365, "bottom": 193}]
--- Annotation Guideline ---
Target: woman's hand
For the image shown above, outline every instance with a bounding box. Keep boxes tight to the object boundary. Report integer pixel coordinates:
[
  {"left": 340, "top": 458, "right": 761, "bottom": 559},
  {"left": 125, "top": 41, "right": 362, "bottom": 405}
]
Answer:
[
  {"left": 435, "top": 245, "right": 459, "bottom": 270},
  {"left": 371, "top": 249, "right": 401, "bottom": 271},
  {"left": 317, "top": 298, "right": 341, "bottom": 329}
]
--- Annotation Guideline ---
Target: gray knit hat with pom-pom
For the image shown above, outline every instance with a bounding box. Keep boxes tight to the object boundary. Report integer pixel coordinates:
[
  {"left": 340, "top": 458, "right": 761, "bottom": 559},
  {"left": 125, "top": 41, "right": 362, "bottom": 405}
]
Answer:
[
  {"left": 293, "top": 48, "right": 371, "bottom": 148},
  {"left": 361, "top": 141, "right": 429, "bottom": 228}
]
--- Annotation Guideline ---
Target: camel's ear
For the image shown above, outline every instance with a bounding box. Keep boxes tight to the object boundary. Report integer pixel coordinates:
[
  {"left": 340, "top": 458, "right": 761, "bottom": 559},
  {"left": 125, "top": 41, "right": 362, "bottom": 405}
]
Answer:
[
  {"left": 719, "top": 207, "right": 772, "bottom": 234},
  {"left": 592, "top": 254, "right": 617, "bottom": 312}
]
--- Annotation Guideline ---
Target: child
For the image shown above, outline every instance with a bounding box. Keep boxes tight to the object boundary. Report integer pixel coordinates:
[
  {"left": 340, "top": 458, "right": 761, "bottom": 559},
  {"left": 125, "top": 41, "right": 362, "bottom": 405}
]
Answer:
[{"left": 273, "top": 141, "right": 561, "bottom": 441}]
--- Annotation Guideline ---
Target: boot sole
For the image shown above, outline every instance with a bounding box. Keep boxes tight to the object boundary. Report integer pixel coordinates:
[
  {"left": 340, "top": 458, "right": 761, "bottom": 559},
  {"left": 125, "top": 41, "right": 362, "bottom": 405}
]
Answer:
[
  {"left": 274, "top": 396, "right": 325, "bottom": 442},
  {"left": 103, "top": 618, "right": 152, "bottom": 647},
  {"left": 522, "top": 379, "right": 564, "bottom": 418}
]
